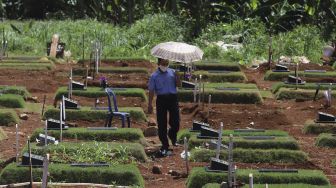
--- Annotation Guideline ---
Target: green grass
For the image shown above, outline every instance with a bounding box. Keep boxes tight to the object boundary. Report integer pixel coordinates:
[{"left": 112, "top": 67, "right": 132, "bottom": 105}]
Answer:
[
  {"left": 171, "top": 60, "right": 241, "bottom": 71},
  {"left": 202, "top": 82, "right": 258, "bottom": 89},
  {"left": 316, "top": 134, "right": 336, "bottom": 148},
  {"left": 187, "top": 167, "right": 330, "bottom": 188},
  {"left": 31, "top": 127, "right": 144, "bottom": 142},
  {"left": 0, "top": 85, "right": 31, "bottom": 98},
  {"left": 203, "top": 183, "right": 335, "bottom": 188},
  {"left": 188, "top": 135, "right": 299, "bottom": 150},
  {"left": 77, "top": 57, "right": 150, "bottom": 65},
  {"left": 178, "top": 89, "right": 263, "bottom": 104},
  {"left": 72, "top": 67, "right": 149, "bottom": 75},
  {"left": 54, "top": 87, "right": 147, "bottom": 101},
  {"left": 0, "top": 63, "right": 54, "bottom": 70},
  {"left": 25, "top": 142, "right": 147, "bottom": 163},
  {"left": 0, "top": 127, "right": 7, "bottom": 141},
  {"left": 275, "top": 88, "right": 336, "bottom": 100},
  {"left": 303, "top": 120, "right": 336, "bottom": 134},
  {"left": 177, "top": 129, "right": 289, "bottom": 143},
  {"left": 0, "top": 163, "right": 144, "bottom": 187},
  {"left": 0, "top": 109, "right": 19, "bottom": 126},
  {"left": 22, "top": 102, "right": 42, "bottom": 114},
  {"left": 0, "top": 94, "right": 25, "bottom": 108},
  {"left": 190, "top": 148, "right": 307, "bottom": 163},
  {"left": 43, "top": 106, "right": 147, "bottom": 122},
  {"left": 179, "top": 71, "right": 246, "bottom": 82},
  {"left": 272, "top": 82, "right": 336, "bottom": 94},
  {"left": 264, "top": 71, "right": 336, "bottom": 81}
]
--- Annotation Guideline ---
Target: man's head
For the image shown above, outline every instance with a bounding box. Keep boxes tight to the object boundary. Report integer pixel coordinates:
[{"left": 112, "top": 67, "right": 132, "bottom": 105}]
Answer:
[{"left": 158, "top": 58, "right": 169, "bottom": 72}]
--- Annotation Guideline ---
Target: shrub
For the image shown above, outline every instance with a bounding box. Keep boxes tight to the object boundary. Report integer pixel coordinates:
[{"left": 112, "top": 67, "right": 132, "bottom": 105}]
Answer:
[
  {"left": 316, "top": 134, "right": 336, "bottom": 148},
  {"left": 265, "top": 71, "right": 336, "bottom": 82},
  {"left": 31, "top": 127, "right": 144, "bottom": 142},
  {"left": 303, "top": 121, "right": 336, "bottom": 134},
  {"left": 190, "top": 148, "right": 307, "bottom": 163},
  {"left": 275, "top": 88, "right": 336, "bottom": 100},
  {"left": 77, "top": 57, "right": 150, "bottom": 65},
  {"left": 0, "top": 109, "right": 19, "bottom": 126},
  {"left": 187, "top": 167, "right": 329, "bottom": 188},
  {"left": 0, "top": 85, "right": 31, "bottom": 98},
  {"left": 203, "top": 183, "right": 335, "bottom": 188},
  {"left": 25, "top": 142, "right": 147, "bottom": 163},
  {"left": 73, "top": 67, "right": 149, "bottom": 75},
  {"left": 43, "top": 106, "right": 147, "bottom": 122},
  {"left": 0, "top": 94, "right": 25, "bottom": 108},
  {"left": 54, "top": 87, "right": 147, "bottom": 102},
  {"left": 272, "top": 82, "right": 336, "bottom": 94},
  {"left": 0, "top": 63, "right": 54, "bottom": 70},
  {"left": 0, "top": 163, "right": 144, "bottom": 186}
]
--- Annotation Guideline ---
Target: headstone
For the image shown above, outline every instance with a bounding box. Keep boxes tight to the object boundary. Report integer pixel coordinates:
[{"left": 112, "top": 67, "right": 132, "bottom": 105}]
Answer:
[
  {"left": 63, "top": 96, "right": 79, "bottom": 109},
  {"left": 273, "top": 64, "right": 289, "bottom": 72},
  {"left": 182, "top": 80, "right": 196, "bottom": 89},
  {"left": 19, "top": 113, "right": 29, "bottom": 120},
  {"left": 71, "top": 81, "right": 85, "bottom": 90},
  {"left": 38, "top": 134, "right": 58, "bottom": 145},
  {"left": 287, "top": 75, "right": 303, "bottom": 84},
  {"left": 47, "top": 118, "right": 68, "bottom": 130},
  {"left": 191, "top": 120, "right": 210, "bottom": 131},
  {"left": 258, "top": 168, "right": 298, "bottom": 173},
  {"left": 206, "top": 157, "right": 229, "bottom": 172},
  {"left": 317, "top": 112, "right": 335, "bottom": 122},
  {"left": 21, "top": 152, "right": 44, "bottom": 166},
  {"left": 198, "top": 126, "right": 219, "bottom": 139}
]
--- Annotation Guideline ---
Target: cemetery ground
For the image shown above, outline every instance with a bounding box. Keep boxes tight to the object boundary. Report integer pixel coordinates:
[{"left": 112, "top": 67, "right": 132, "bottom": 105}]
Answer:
[{"left": 0, "top": 59, "right": 335, "bottom": 187}]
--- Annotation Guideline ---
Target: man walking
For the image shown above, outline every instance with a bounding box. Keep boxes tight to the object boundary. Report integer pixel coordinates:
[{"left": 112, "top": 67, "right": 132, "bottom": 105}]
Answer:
[{"left": 148, "top": 58, "right": 180, "bottom": 156}]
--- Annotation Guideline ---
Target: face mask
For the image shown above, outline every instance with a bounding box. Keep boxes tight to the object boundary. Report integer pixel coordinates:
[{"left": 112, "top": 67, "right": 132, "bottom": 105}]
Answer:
[{"left": 159, "top": 65, "right": 168, "bottom": 72}]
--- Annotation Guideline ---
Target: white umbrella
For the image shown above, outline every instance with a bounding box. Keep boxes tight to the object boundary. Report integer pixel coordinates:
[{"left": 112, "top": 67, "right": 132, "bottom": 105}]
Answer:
[{"left": 151, "top": 41, "right": 203, "bottom": 63}]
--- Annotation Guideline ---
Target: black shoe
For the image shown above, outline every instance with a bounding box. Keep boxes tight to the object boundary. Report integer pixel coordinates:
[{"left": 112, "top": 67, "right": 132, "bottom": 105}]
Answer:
[{"left": 159, "top": 149, "right": 172, "bottom": 157}]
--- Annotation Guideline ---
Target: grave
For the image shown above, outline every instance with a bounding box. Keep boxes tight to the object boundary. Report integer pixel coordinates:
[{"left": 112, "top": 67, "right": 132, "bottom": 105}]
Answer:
[
  {"left": 258, "top": 168, "right": 298, "bottom": 173},
  {"left": 71, "top": 81, "right": 85, "bottom": 90},
  {"left": 286, "top": 75, "right": 305, "bottom": 84},
  {"left": 272, "top": 64, "right": 289, "bottom": 72},
  {"left": 242, "top": 136, "right": 275, "bottom": 140},
  {"left": 70, "top": 163, "right": 110, "bottom": 167},
  {"left": 63, "top": 96, "right": 79, "bottom": 109},
  {"left": 234, "top": 129, "right": 265, "bottom": 132},
  {"left": 304, "top": 70, "right": 326, "bottom": 73},
  {"left": 38, "top": 134, "right": 58, "bottom": 145},
  {"left": 47, "top": 118, "right": 68, "bottom": 130},
  {"left": 21, "top": 152, "right": 44, "bottom": 166},
  {"left": 215, "top": 87, "right": 240, "bottom": 91},
  {"left": 182, "top": 81, "right": 196, "bottom": 89},
  {"left": 197, "top": 126, "right": 219, "bottom": 139},
  {"left": 207, "top": 70, "right": 232, "bottom": 74},
  {"left": 205, "top": 157, "right": 229, "bottom": 172},
  {"left": 316, "top": 112, "right": 335, "bottom": 123},
  {"left": 190, "top": 120, "right": 210, "bottom": 132},
  {"left": 87, "top": 127, "right": 118, "bottom": 130},
  {"left": 46, "top": 42, "right": 65, "bottom": 58}
]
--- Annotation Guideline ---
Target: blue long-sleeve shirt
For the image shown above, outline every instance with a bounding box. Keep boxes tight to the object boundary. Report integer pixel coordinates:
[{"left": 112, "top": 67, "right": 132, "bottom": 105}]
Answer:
[{"left": 148, "top": 68, "right": 177, "bottom": 95}]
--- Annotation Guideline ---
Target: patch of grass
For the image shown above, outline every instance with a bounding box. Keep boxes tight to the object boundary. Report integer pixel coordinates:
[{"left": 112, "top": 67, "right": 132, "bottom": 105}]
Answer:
[
  {"left": 22, "top": 102, "right": 42, "bottom": 114},
  {"left": 73, "top": 67, "right": 149, "bottom": 75},
  {"left": 259, "top": 90, "right": 274, "bottom": 99},
  {"left": 171, "top": 60, "right": 240, "bottom": 71},
  {"left": 0, "top": 63, "right": 54, "bottom": 70},
  {"left": 275, "top": 88, "right": 336, "bottom": 100},
  {"left": 31, "top": 127, "right": 144, "bottom": 142},
  {"left": 203, "top": 83, "right": 258, "bottom": 89},
  {"left": 177, "top": 129, "right": 289, "bottom": 143},
  {"left": 316, "top": 133, "right": 336, "bottom": 148},
  {"left": 0, "top": 127, "right": 8, "bottom": 141},
  {"left": 303, "top": 120, "right": 336, "bottom": 134},
  {"left": 0, "top": 163, "right": 144, "bottom": 186},
  {"left": 188, "top": 135, "right": 299, "bottom": 150},
  {"left": 77, "top": 57, "right": 150, "bottom": 65},
  {"left": 43, "top": 106, "right": 147, "bottom": 122},
  {"left": 0, "top": 85, "right": 31, "bottom": 98},
  {"left": 0, "top": 109, "right": 19, "bottom": 126},
  {"left": 25, "top": 142, "right": 147, "bottom": 163},
  {"left": 203, "top": 183, "right": 335, "bottom": 188},
  {"left": 179, "top": 71, "right": 246, "bottom": 82},
  {"left": 54, "top": 87, "right": 147, "bottom": 101},
  {"left": 190, "top": 148, "right": 307, "bottom": 163},
  {"left": 178, "top": 89, "right": 262, "bottom": 104},
  {"left": 187, "top": 167, "right": 329, "bottom": 188},
  {"left": 265, "top": 71, "right": 336, "bottom": 82},
  {"left": 272, "top": 82, "right": 336, "bottom": 94},
  {"left": 0, "top": 94, "right": 25, "bottom": 108}
]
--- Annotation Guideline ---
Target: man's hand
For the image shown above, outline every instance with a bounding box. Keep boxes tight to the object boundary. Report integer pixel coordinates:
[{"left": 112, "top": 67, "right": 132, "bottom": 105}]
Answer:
[{"left": 148, "top": 104, "right": 153, "bottom": 114}]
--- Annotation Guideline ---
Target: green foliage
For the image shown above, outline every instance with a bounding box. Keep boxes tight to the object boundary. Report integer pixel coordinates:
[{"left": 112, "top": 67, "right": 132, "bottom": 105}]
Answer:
[
  {"left": 77, "top": 57, "right": 149, "bottom": 65},
  {"left": 188, "top": 135, "right": 299, "bottom": 150},
  {"left": 275, "top": 88, "right": 336, "bottom": 100},
  {"left": 203, "top": 183, "right": 335, "bottom": 188},
  {"left": 304, "top": 121, "right": 336, "bottom": 134},
  {"left": 0, "top": 63, "right": 54, "bottom": 70},
  {"left": 186, "top": 71, "right": 246, "bottom": 82},
  {"left": 187, "top": 167, "right": 329, "bottom": 188},
  {"left": 170, "top": 60, "right": 241, "bottom": 71},
  {"left": 43, "top": 106, "right": 147, "bottom": 122},
  {"left": 31, "top": 127, "right": 144, "bottom": 142},
  {"left": 0, "top": 94, "right": 25, "bottom": 108},
  {"left": 0, "top": 163, "right": 144, "bottom": 186},
  {"left": 54, "top": 87, "right": 147, "bottom": 101},
  {"left": 178, "top": 90, "right": 262, "bottom": 104},
  {"left": 73, "top": 67, "right": 149, "bottom": 75},
  {"left": 190, "top": 148, "right": 307, "bottom": 163},
  {"left": 316, "top": 134, "right": 336, "bottom": 148},
  {"left": 0, "top": 109, "right": 19, "bottom": 126},
  {"left": 265, "top": 71, "right": 336, "bottom": 82},
  {"left": 203, "top": 83, "right": 258, "bottom": 89},
  {"left": 0, "top": 85, "right": 31, "bottom": 98},
  {"left": 25, "top": 142, "right": 147, "bottom": 163},
  {"left": 272, "top": 82, "right": 336, "bottom": 94}
]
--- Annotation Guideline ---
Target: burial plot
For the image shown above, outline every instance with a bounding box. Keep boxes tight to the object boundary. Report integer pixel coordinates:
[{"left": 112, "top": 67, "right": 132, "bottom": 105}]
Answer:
[{"left": 258, "top": 168, "right": 298, "bottom": 173}]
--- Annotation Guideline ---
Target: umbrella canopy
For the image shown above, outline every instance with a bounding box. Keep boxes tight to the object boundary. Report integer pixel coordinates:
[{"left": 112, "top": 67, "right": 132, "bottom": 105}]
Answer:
[{"left": 151, "top": 41, "right": 203, "bottom": 63}]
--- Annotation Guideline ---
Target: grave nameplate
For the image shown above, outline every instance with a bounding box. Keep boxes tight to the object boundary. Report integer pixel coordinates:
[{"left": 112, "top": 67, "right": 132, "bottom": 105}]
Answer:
[
  {"left": 87, "top": 127, "right": 118, "bottom": 131},
  {"left": 317, "top": 112, "right": 335, "bottom": 122},
  {"left": 21, "top": 152, "right": 44, "bottom": 166},
  {"left": 71, "top": 81, "right": 85, "bottom": 90},
  {"left": 273, "top": 64, "right": 289, "bottom": 72},
  {"left": 205, "top": 157, "right": 229, "bottom": 172},
  {"left": 208, "top": 70, "right": 231, "bottom": 74},
  {"left": 182, "top": 81, "right": 196, "bottom": 89},
  {"left": 243, "top": 136, "right": 275, "bottom": 140},
  {"left": 304, "top": 70, "right": 326, "bottom": 73},
  {"left": 234, "top": 129, "right": 265, "bottom": 132},
  {"left": 38, "top": 134, "right": 58, "bottom": 144},
  {"left": 190, "top": 120, "right": 210, "bottom": 132},
  {"left": 197, "top": 126, "right": 219, "bottom": 139},
  {"left": 208, "top": 140, "right": 228, "bottom": 150},
  {"left": 63, "top": 97, "right": 79, "bottom": 109},
  {"left": 47, "top": 118, "right": 68, "bottom": 130},
  {"left": 215, "top": 87, "right": 240, "bottom": 91},
  {"left": 70, "top": 163, "right": 110, "bottom": 167},
  {"left": 258, "top": 168, "right": 298, "bottom": 173}
]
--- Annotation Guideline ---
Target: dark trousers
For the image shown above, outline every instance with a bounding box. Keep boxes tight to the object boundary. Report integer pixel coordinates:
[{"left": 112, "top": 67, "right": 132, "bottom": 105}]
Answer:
[{"left": 156, "top": 94, "right": 180, "bottom": 150}]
